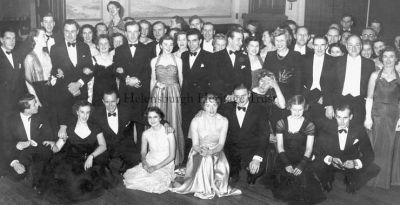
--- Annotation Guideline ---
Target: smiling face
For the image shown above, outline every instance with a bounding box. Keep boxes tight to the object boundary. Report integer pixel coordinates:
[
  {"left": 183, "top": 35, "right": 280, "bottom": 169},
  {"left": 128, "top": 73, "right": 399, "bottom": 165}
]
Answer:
[
  {"left": 262, "top": 31, "right": 272, "bottom": 46},
  {"left": 77, "top": 105, "right": 91, "bottom": 122},
  {"left": 161, "top": 39, "right": 174, "bottom": 54},
  {"left": 153, "top": 23, "right": 166, "bottom": 41},
  {"left": 346, "top": 36, "right": 362, "bottom": 57},
  {"left": 361, "top": 44, "right": 373, "bottom": 59},
  {"left": 190, "top": 18, "right": 202, "bottom": 31},
  {"left": 147, "top": 111, "right": 162, "bottom": 127},
  {"left": 64, "top": 23, "right": 78, "bottom": 43},
  {"left": 203, "top": 99, "right": 218, "bottom": 116},
  {"left": 326, "top": 28, "right": 340, "bottom": 45},
  {"left": 247, "top": 40, "right": 260, "bottom": 56},
  {"left": 295, "top": 27, "right": 309, "bottom": 47},
  {"left": 107, "top": 3, "right": 120, "bottom": 17},
  {"left": 103, "top": 93, "right": 119, "bottom": 113},
  {"left": 228, "top": 31, "right": 243, "bottom": 51},
  {"left": 41, "top": 16, "right": 55, "bottom": 34},
  {"left": 202, "top": 24, "right": 215, "bottom": 41},
  {"left": 373, "top": 41, "right": 386, "bottom": 57},
  {"left": 176, "top": 34, "right": 188, "bottom": 49},
  {"left": 126, "top": 24, "right": 140, "bottom": 43},
  {"left": 96, "top": 25, "right": 107, "bottom": 37},
  {"left": 314, "top": 38, "right": 328, "bottom": 56},
  {"left": 274, "top": 34, "right": 288, "bottom": 52},
  {"left": 382, "top": 50, "right": 397, "bottom": 68},
  {"left": 187, "top": 34, "right": 201, "bottom": 52},
  {"left": 34, "top": 29, "right": 47, "bottom": 48},
  {"left": 82, "top": 27, "right": 93, "bottom": 43},
  {"left": 140, "top": 23, "right": 149, "bottom": 38},
  {"left": 97, "top": 37, "right": 110, "bottom": 54}
]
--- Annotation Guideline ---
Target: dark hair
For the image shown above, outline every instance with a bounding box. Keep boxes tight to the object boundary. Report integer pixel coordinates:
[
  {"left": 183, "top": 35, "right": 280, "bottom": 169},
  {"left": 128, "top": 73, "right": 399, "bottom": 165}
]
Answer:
[
  {"left": 313, "top": 35, "right": 328, "bottom": 44},
  {"left": 111, "top": 32, "right": 127, "bottom": 48},
  {"left": 95, "top": 22, "right": 107, "bottom": 37},
  {"left": 72, "top": 100, "right": 93, "bottom": 116},
  {"left": 79, "top": 24, "right": 95, "bottom": 43},
  {"left": 186, "top": 28, "right": 202, "bottom": 41},
  {"left": 103, "top": 89, "right": 119, "bottom": 99},
  {"left": 63, "top": 19, "right": 80, "bottom": 31},
  {"left": 329, "top": 43, "right": 347, "bottom": 55},
  {"left": 203, "top": 22, "right": 214, "bottom": 29},
  {"left": 295, "top": 26, "right": 309, "bottom": 34},
  {"left": 233, "top": 83, "right": 249, "bottom": 92},
  {"left": 1, "top": 27, "right": 16, "bottom": 38},
  {"left": 170, "top": 28, "right": 181, "bottom": 37},
  {"left": 41, "top": 12, "right": 55, "bottom": 21},
  {"left": 379, "top": 46, "right": 398, "bottom": 63},
  {"left": 272, "top": 28, "right": 292, "bottom": 46},
  {"left": 335, "top": 103, "right": 352, "bottom": 115},
  {"left": 152, "top": 21, "right": 166, "bottom": 30},
  {"left": 341, "top": 14, "right": 353, "bottom": 21},
  {"left": 287, "top": 95, "right": 309, "bottom": 111},
  {"left": 246, "top": 20, "right": 259, "bottom": 28},
  {"left": 212, "top": 33, "right": 227, "bottom": 46},
  {"left": 107, "top": 1, "right": 124, "bottom": 17},
  {"left": 189, "top": 15, "right": 203, "bottom": 24},
  {"left": 125, "top": 21, "right": 141, "bottom": 32},
  {"left": 159, "top": 35, "right": 174, "bottom": 45},
  {"left": 123, "top": 17, "right": 135, "bottom": 23},
  {"left": 17, "top": 94, "right": 36, "bottom": 112},
  {"left": 95, "top": 34, "right": 110, "bottom": 46},
  {"left": 172, "top": 16, "right": 189, "bottom": 31},
  {"left": 227, "top": 29, "right": 243, "bottom": 39},
  {"left": 256, "top": 69, "right": 275, "bottom": 83},
  {"left": 200, "top": 93, "right": 221, "bottom": 108},
  {"left": 144, "top": 106, "right": 166, "bottom": 125},
  {"left": 244, "top": 36, "right": 260, "bottom": 52},
  {"left": 26, "top": 28, "right": 45, "bottom": 50}
]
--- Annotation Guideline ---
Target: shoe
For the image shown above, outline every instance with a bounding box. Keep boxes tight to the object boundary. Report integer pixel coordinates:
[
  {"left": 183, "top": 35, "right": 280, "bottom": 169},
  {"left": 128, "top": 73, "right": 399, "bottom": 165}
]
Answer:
[
  {"left": 322, "top": 181, "right": 333, "bottom": 192},
  {"left": 247, "top": 174, "right": 256, "bottom": 184},
  {"left": 344, "top": 176, "right": 356, "bottom": 194}
]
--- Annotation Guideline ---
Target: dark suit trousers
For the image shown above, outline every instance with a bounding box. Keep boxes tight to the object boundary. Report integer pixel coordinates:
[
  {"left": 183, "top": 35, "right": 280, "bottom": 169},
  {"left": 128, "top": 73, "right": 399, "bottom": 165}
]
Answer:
[
  {"left": 225, "top": 145, "right": 266, "bottom": 180},
  {"left": 108, "top": 137, "right": 140, "bottom": 170}
]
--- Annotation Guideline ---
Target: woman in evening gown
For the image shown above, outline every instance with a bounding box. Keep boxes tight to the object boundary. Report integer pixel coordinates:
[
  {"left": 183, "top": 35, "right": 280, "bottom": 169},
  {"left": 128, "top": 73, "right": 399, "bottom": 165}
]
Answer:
[
  {"left": 365, "top": 47, "right": 400, "bottom": 189},
  {"left": 123, "top": 107, "right": 176, "bottom": 193},
  {"left": 149, "top": 35, "right": 184, "bottom": 165},
  {"left": 171, "top": 94, "right": 242, "bottom": 199},
  {"left": 272, "top": 95, "right": 326, "bottom": 204},
  {"left": 41, "top": 101, "right": 114, "bottom": 202}
]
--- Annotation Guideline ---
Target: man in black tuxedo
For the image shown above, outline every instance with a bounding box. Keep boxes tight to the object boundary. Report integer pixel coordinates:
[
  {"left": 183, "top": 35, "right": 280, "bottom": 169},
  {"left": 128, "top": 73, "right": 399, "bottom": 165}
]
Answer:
[
  {"left": 211, "top": 29, "right": 251, "bottom": 100},
  {"left": 113, "top": 21, "right": 151, "bottom": 145},
  {"left": 91, "top": 90, "right": 141, "bottom": 174},
  {"left": 147, "top": 21, "right": 167, "bottom": 59},
  {"left": 324, "top": 35, "right": 375, "bottom": 125},
  {"left": 181, "top": 28, "right": 214, "bottom": 159},
  {"left": 2, "top": 94, "right": 54, "bottom": 190},
  {"left": 50, "top": 19, "right": 93, "bottom": 138},
  {"left": 313, "top": 104, "right": 379, "bottom": 193},
  {"left": 222, "top": 84, "right": 269, "bottom": 184},
  {"left": 41, "top": 12, "right": 63, "bottom": 53},
  {"left": 291, "top": 26, "right": 313, "bottom": 57},
  {"left": 301, "top": 36, "right": 335, "bottom": 123}
]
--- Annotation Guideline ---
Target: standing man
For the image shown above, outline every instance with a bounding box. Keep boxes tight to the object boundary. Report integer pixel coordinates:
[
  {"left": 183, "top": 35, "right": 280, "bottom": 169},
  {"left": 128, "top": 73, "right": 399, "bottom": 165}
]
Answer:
[
  {"left": 292, "top": 26, "right": 313, "bottom": 56},
  {"left": 201, "top": 22, "right": 215, "bottom": 53},
  {"left": 189, "top": 15, "right": 204, "bottom": 31},
  {"left": 41, "top": 12, "right": 63, "bottom": 52},
  {"left": 340, "top": 14, "right": 354, "bottom": 33},
  {"left": 113, "top": 21, "right": 151, "bottom": 147},
  {"left": 147, "top": 21, "right": 167, "bottom": 59}
]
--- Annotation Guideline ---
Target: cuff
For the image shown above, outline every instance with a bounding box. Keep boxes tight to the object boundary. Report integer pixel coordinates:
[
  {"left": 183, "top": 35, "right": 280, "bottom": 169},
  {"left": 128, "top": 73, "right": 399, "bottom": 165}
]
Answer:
[
  {"left": 10, "top": 160, "right": 20, "bottom": 167},
  {"left": 354, "top": 159, "right": 363, "bottom": 169},
  {"left": 78, "top": 79, "right": 84, "bottom": 86},
  {"left": 253, "top": 155, "right": 263, "bottom": 162},
  {"left": 324, "top": 155, "right": 332, "bottom": 165}
]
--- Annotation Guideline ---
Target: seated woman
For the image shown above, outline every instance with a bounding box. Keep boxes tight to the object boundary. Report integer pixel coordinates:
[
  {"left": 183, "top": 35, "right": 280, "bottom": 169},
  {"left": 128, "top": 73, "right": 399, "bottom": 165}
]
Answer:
[
  {"left": 171, "top": 94, "right": 242, "bottom": 199},
  {"left": 123, "top": 107, "right": 175, "bottom": 194},
  {"left": 271, "top": 95, "right": 326, "bottom": 205},
  {"left": 41, "top": 101, "right": 113, "bottom": 202}
]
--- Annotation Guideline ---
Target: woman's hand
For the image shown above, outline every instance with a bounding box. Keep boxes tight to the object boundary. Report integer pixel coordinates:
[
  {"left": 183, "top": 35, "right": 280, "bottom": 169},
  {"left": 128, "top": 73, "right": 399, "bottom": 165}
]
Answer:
[
  {"left": 58, "top": 126, "right": 68, "bottom": 140},
  {"left": 156, "top": 81, "right": 165, "bottom": 89},
  {"left": 147, "top": 166, "right": 157, "bottom": 173},
  {"left": 84, "top": 155, "right": 94, "bottom": 170},
  {"left": 364, "top": 117, "right": 373, "bottom": 130},
  {"left": 142, "top": 160, "right": 149, "bottom": 170},
  {"left": 285, "top": 165, "right": 294, "bottom": 174}
]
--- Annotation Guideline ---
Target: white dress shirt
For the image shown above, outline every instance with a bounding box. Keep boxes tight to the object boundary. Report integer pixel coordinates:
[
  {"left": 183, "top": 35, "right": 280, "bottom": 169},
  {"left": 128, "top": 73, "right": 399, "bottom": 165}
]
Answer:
[
  {"left": 189, "top": 48, "right": 200, "bottom": 68},
  {"left": 310, "top": 54, "right": 325, "bottom": 91},
  {"left": 202, "top": 40, "right": 213, "bottom": 53},
  {"left": 129, "top": 41, "right": 138, "bottom": 58},
  {"left": 294, "top": 44, "right": 306, "bottom": 55},
  {"left": 156, "top": 42, "right": 161, "bottom": 57},
  {"left": 342, "top": 55, "right": 362, "bottom": 97},
  {"left": 2, "top": 47, "right": 14, "bottom": 68},
  {"left": 20, "top": 113, "right": 32, "bottom": 141},
  {"left": 107, "top": 108, "right": 119, "bottom": 134},
  {"left": 65, "top": 40, "right": 78, "bottom": 67}
]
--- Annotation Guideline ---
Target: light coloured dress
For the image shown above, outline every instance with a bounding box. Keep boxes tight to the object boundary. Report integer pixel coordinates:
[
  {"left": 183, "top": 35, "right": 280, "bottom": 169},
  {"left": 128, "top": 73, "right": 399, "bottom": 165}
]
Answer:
[
  {"left": 149, "top": 55, "right": 184, "bottom": 165},
  {"left": 123, "top": 127, "right": 175, "bottom": 193},
  {"left": 170, "top": 114, "right": 242, "bottom": 199}
]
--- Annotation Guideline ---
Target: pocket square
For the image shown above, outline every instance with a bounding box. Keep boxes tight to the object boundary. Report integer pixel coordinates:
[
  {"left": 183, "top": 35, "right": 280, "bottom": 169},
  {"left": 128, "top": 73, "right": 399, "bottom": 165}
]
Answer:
[
  {"left": 240, "top": 65, "right": 246, "bottom": 69},
  {"left": 30, "top": 140, "right": 38, "bottom": 147},
  {"left": 18, "top": 64, "right": 21, "bottom": 69},
  {"left": 125, "top": 121, "right": 131, "bottom": 127},
  {"left": 39, "top": 124, "right": 43, "bottom": 129},
  {"left": 82, "top": 55, "right": 86, "bottom": 58},
  {"left": 200, "top": 63, "right": 205, "bottom": 68},
  {"left": 353, "top": 139, "right": 359, "bottom": 144}
]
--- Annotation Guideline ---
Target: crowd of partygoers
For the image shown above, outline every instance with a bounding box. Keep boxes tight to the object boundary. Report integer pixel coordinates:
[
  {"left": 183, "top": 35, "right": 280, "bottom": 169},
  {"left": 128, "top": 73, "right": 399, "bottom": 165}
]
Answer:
[{"left": 1, "top": 1, "right": 400, "bottom": 204}]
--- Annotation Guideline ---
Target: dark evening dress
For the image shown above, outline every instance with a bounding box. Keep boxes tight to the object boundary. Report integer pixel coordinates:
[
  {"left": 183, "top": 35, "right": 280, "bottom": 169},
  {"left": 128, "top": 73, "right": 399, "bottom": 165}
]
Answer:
[{"left": 91, "top": 56, "right": 118, "bottom": 106}]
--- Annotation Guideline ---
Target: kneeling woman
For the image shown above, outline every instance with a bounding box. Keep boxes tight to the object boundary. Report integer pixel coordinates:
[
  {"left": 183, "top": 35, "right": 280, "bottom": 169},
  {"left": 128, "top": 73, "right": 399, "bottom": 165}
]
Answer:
[
  {"left": 171, "top": 94, "right": 241, "bottom": 199},
  {"left": 41, "top": 101, "right": 113, "bottom": 202},
  {"left": 123, "top": 107, "right": 176, "bottom": 193},
  {"left": 272, "top": 95, "right": 326, "bottom": 204}
]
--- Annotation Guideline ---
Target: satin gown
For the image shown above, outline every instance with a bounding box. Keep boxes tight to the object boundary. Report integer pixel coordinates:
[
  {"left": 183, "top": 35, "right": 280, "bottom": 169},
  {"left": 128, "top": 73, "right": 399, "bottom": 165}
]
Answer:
[
  {"left": 171, "top": 114, "right": 242, "bottom": 199},
  {"left": 368, "top": 70, "right": 400, "bottom": 189},
  {"left": 149, "top": 55, "right": 184, "bottom": 165},
  {"left": 123, "top": 127, "right": 175, "bottom": 193}
]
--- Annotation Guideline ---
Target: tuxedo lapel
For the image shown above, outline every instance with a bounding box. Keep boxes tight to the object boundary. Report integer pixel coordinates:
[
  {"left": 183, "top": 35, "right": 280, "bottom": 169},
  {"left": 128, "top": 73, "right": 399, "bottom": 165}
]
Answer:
[
  {"left": 360, "top": 58, "right": 370, "bottom": 95},
  {"left": 15, "top": 115, "right": 28, "bottom": 141},
  {"left": 191, "top": 50, "right": 202, "bottom": 70},
  {"left": 61, "top": 43, "right": 74, "bottom": 68},
  {"left": 223, "top": 49, "right": 234, "bottom": 70},
  {"left": 0, "top": 50, "right": 14, "bottom": 69},
  {"left": 240, "top": 103, "right": 254, "bottom": 131},
  {"left": 344, "top": 126, "right": 355, "bottom": 151},
  {"left": 337, "top": 56, "right": 347, "bottom": 90},
  {"left": 30, "top": 115, "right": 41, "bottom": 140}
]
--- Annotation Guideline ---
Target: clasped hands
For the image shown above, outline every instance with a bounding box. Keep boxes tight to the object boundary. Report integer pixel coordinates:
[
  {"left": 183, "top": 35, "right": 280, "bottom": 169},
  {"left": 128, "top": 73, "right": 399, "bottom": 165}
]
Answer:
[
  {"left": 285, "top": 165, "right": 303, "bottom": 176},
  {"left": 331, "top": 157, "right": 355, "bottom": 170},
  {"left": 126, "top": 76, "right": 141, "bottom": 88}
]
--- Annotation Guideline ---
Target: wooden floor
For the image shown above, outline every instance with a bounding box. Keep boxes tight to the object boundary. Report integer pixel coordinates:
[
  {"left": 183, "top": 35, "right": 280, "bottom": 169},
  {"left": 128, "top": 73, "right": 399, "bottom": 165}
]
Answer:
[{"left": 1, "top": 174, "right": 399, "bottom": 205}]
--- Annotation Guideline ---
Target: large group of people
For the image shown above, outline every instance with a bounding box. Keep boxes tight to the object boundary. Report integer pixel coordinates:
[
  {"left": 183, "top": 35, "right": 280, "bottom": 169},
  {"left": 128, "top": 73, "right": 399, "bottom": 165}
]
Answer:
[{"left": 1, "top": 1, "right": 400, "bottom": 204}]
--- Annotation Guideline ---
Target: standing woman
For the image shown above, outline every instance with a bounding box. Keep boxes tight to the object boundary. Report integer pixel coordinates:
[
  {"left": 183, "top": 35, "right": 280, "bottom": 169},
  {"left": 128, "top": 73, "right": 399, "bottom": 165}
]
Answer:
[
  {"left": 272, "top": 95, "right": 326, "bottom": 204},
  {"left": 173, "top": 31, "right": 188, "bottom": 58},
  {"left": 260, "top": 30, "right": 276, "bottom": 60},
  {"left": 139, "top": 20, "right": 153, "bottom": 45},
  {"left": 149, "top": 35, "right": 184, "bottom": 165},
  {"left": 365, "top": 46, "right": 400, "bottom": 189},
  {"left": 123, "top": 107, "right": 175, "bottom": 193},
  {"left": 107, "top": 1, "right": 125, "bottom": 36},
  {"left": 90, "top": 35, "right": 117, "bottom": 106},
  {"left": 24, "top": 28, "right": 52, "bottom": 109},
  {"left": 245, "top": 36, "right": 264, "bottom": 88},
  {"left": 80, "top": 24, "right": 99, "bottom": 56},
  {"left": 263, "top": 28, "right": 302, "bottom": 100}
]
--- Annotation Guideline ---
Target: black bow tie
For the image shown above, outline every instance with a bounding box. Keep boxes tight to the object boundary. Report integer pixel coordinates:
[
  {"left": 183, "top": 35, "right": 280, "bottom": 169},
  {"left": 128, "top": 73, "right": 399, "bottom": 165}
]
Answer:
[
  {"left": 129, "top": 43, "right": 137, "bottom": 47},
  {"left": 237, "top": 106, "right": 246, "bottom": 111},
  {"left": 189, "top": 51, "right": 197, "bottom": 56},
  {"left": 46, "top": 34, "right": 53, "bottom": 38},
  {"left": 67, "top": 42, "right": 76, "bottom": 47},
  {"left": 108, "top": 112, "right": 117, "bottom": 117},
  {"left": 229, "top": 50, "right": 237, "bottom": 55},
  {"left": 5, "top": 51, "right": 11, "bottom": 55},
  {"left": 338, "top": 129, "right": 347, "bottom": 134}
]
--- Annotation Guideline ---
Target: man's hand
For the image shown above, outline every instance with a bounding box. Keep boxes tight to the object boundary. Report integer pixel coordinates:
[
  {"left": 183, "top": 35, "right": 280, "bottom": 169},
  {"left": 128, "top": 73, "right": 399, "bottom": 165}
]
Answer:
[
  {"left": 163, "top": 123, "right": 175, "bottom": 134},
  {"left": 16, "top": 141, "right": 31, "bottom": 150},
  {"left": 332, "top": 157, "right": 344, "bottom": 170},
  {"left": 116, "top": 67, "right": 124, "bottom": 74},
  {"left": 68, "top": 82, "right": 81, "bottom": 96},
  {"left": 12, "top": 161, "right": 26, "bottom": 174},
  {"left": 325, "top": 106, "right": 335, "bottom": 119},
  {"left": 56, "top": 68, "right": 64, "bottom": 78},
  {"left": 343, "top": 160, "right": 355, "bottom": 169},
  {"left": 84, "top": 155, "right": 94, "bottom": 170},
  {"left": 249, "top": 160, "right": 261, "bottom": 174}
]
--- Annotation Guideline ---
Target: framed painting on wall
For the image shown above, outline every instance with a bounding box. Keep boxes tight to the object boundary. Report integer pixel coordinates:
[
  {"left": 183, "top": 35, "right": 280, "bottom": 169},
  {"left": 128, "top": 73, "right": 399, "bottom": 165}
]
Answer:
[
  {"left": 129, "top": 0, "right": 232, "bottom": 18},
  {"left": 65, "top": 0, "right": 103, "bottom": 20}
]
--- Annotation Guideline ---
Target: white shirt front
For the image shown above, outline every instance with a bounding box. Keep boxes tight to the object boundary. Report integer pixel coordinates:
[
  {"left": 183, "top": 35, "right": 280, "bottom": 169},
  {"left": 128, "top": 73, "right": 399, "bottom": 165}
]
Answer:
[
  {"left": 65, "top": 40, "right": 77, "bottom": 67},
  {"left": 342, "top": 55, "right": 362, "bottom": 97},
  {"left": 202, "top": 40, "right": 213, "bottom": 53},
  {"left": 2, "top": 47, "right": 14, "bottom": 68},
  {"left": 236, "top": 102, "right": 249, "bottom": 128},
  {"left": 189, "top": 48, "right": 200, "bottom": 68},
  {"left": 294, "top": 44, "right": 306, "bottom": 55},
  {"left": 156, "top": 42, "right": 161, "bottom": 57},
  {"left": 310, "top": 54, "right": 325, "bottom": 91},
  {"left": 20, "top": 113, "right": 32, "bottom": 141},
  {"left": 129, "top": 41, "right": 138, "bottom": 58},
  {"left": 107, "top": 108, "right": 119, "bottom": 134},
  {"left": 338, "top": 128, "right": 348, "bottom": 151}
]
